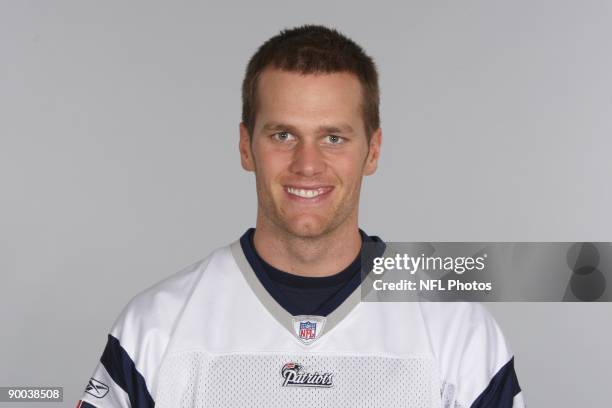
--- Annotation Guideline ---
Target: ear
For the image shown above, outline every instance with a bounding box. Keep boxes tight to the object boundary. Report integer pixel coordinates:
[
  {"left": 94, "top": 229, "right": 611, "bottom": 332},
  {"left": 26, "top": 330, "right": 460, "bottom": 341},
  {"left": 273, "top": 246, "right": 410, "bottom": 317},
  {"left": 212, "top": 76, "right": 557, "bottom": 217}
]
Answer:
[
  {"left": 364, "top": 128, "right": 382, "bottom": 176},
  {"left": 239, "top": 122, "right": 255, "bottom": 172}
]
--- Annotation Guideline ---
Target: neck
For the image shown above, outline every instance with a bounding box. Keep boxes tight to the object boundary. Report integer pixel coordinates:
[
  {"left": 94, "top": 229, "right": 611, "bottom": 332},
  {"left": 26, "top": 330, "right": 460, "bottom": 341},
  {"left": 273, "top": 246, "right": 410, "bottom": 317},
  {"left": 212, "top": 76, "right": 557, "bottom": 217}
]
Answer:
[{"left": 253, "top": 217, "right": 362, "bottom": 278}]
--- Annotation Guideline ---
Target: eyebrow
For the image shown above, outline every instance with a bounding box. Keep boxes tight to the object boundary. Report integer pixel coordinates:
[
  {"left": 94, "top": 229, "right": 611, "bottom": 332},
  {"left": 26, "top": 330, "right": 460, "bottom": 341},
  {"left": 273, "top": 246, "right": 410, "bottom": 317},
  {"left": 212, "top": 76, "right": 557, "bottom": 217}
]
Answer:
[{"left": 261, "top": 122, "right": 354, "bottom": 134}]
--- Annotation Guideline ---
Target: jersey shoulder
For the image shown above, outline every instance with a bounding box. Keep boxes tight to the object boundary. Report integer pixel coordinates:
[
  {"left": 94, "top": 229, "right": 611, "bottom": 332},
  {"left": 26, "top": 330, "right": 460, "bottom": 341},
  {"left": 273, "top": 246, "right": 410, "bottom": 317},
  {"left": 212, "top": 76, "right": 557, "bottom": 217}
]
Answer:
[
  {"left": 78, "top": 245, "right": 232, "bottom": 408},
  {"left": 418, "top": 302, "right": 524, "bottom": 407},
  {"left": 109, "top": 244, "right": 237, "bottom": 357}
]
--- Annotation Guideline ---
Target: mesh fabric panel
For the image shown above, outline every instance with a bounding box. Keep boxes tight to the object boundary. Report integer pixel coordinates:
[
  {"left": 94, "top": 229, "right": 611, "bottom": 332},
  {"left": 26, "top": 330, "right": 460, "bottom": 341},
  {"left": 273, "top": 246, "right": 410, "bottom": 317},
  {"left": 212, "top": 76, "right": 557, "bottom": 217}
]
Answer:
[{"left": 155, "top": 352, "right": 441, "bottom": 408}]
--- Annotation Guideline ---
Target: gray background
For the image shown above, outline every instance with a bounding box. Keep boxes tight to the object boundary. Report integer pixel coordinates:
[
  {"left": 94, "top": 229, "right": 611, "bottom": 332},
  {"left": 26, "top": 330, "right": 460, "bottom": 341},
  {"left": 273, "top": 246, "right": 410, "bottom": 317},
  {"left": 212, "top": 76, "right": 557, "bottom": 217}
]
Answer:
[{"left": 1, "top": 1, "right": 611, "bottom": 406}]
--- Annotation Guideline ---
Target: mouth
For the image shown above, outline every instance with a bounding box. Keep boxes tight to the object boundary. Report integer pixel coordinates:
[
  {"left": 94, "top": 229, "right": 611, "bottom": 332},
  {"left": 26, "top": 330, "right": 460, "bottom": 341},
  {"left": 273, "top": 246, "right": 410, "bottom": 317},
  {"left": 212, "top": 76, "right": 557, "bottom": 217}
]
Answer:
[{"left": 284, "top": 185, "right": 334, "bottom": 201}]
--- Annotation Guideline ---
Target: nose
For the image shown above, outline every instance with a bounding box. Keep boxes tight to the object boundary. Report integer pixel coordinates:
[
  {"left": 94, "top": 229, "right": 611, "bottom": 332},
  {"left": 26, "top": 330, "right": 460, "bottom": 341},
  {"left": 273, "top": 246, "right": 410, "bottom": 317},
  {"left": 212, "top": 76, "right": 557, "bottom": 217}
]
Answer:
[{"left": 289, "top": 139, "right": 326, "bottom": 177}]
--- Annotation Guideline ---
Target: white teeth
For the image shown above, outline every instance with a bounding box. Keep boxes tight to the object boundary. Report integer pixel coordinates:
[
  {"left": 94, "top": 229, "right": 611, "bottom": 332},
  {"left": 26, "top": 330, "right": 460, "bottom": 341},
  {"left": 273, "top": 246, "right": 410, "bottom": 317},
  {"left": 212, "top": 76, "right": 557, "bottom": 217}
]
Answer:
[{"left": 287, "top": 187, "right": 325, "bottom": 198}]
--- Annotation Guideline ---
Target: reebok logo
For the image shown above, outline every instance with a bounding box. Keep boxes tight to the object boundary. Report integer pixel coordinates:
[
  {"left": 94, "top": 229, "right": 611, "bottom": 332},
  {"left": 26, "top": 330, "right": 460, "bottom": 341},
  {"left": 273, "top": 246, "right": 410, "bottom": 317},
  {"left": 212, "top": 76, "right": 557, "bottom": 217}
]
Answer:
[{"left": 85, "top": 378, "right": 109, "bottom": 398}]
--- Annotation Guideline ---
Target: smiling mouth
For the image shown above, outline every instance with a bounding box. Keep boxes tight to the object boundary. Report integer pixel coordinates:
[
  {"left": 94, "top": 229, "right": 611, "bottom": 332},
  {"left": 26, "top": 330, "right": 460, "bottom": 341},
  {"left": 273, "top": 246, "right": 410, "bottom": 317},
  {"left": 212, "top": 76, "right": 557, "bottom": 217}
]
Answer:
[{"left": 285, "top": 186, "right": 333, "bottom": 199}]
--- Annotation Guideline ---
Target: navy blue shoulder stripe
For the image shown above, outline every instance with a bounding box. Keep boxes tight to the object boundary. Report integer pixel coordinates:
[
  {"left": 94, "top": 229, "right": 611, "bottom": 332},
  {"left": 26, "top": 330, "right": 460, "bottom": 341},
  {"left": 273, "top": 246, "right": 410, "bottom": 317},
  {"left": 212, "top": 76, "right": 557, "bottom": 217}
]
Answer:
[
  {"left": 79, "top": 401, "right": 98, "bottom": 408},
  {"left": 100, "top": 334, "right": 155, "bottom": 408},
  {"left": 470, "top": 356, "right": 521, "bottom": 408}
]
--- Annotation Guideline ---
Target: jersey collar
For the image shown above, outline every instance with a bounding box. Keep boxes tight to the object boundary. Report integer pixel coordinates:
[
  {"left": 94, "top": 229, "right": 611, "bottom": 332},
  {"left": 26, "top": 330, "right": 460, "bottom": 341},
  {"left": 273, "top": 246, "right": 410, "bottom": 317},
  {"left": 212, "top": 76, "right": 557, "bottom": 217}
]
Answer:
[{"left": 230, "top": 229, "right": 387, "bottom": 346}]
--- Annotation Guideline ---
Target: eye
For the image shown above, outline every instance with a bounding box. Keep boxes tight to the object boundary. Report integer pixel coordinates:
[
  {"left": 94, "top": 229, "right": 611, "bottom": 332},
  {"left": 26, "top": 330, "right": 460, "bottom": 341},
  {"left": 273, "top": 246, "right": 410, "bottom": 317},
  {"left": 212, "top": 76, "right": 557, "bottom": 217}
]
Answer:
[
  {"left": 326, "top": 134, "right": 344, "bottom": 144},
  {"left": 272, "top": 131, "right": 295, "bottom": 142}
]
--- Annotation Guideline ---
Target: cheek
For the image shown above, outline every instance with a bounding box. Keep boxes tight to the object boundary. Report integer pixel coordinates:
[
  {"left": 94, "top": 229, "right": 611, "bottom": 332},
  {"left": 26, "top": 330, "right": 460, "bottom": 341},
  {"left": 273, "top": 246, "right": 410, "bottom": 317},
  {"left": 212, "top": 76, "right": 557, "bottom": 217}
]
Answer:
[
  {"left": 332, "top": 152, "right": 368, "bottom": 186},
  {"left": 254, "top": 151, "right": 289, "bottom": 187}
]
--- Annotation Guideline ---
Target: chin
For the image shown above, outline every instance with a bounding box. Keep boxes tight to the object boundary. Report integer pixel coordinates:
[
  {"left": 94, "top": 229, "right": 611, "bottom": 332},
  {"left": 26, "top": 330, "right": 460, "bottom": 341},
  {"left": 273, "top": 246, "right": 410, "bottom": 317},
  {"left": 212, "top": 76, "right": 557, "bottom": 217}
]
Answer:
[{"left": 283, "top": 216, "right": 333, "bottom": 239}]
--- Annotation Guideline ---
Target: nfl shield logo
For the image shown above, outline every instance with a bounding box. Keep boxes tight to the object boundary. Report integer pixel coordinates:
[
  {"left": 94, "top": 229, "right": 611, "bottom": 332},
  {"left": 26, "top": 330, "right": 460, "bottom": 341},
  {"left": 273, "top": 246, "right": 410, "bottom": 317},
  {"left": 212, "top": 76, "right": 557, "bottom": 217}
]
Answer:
[
  {"left": 293, "top": 315, "right": 325, "bottom": 344},
  {"left": 299, "top": 321, "right": 317, "bottom": 341}
]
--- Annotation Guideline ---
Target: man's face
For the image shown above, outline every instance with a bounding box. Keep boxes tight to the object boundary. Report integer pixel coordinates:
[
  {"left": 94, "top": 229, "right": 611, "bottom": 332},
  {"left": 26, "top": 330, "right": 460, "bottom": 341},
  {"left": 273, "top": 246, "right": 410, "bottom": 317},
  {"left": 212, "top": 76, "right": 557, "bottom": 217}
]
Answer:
[{"left": 239, "top": 68, "right": 381, "bottom": 239}]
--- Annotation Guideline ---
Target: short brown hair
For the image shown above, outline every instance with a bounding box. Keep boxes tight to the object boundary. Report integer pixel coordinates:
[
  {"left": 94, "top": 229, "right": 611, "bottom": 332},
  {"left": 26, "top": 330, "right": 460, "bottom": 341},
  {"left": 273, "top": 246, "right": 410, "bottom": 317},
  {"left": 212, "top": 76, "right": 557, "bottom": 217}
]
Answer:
[{"left": 241, "top": 24, "right": 380, "bottom": 140}]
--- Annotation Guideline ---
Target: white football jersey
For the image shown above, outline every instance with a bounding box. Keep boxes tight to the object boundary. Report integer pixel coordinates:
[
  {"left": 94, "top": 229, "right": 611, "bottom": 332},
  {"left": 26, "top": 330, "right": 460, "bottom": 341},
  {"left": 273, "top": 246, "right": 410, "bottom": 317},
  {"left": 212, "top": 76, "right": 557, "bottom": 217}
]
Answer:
[{"left": 78, "top": 239, "right": 525, "bottom": 408}]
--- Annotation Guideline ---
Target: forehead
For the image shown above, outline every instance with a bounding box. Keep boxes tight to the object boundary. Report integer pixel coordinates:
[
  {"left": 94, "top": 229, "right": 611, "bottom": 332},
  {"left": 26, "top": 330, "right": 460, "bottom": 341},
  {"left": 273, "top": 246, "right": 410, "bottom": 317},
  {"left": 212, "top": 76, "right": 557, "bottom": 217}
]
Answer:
[{"left": 254, "top": 68, "right": 364, "bottom": 133}]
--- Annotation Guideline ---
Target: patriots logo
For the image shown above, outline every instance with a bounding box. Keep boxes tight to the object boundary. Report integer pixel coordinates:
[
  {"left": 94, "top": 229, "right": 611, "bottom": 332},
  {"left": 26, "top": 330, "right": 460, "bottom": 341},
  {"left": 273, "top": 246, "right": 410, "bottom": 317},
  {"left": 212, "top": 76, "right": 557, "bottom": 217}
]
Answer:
[
  {"left": 281, "top": 362, "right": 334, "bottom": 387},
  {"left": 85, "top": 378, "right": 109, "bottom": 398}
]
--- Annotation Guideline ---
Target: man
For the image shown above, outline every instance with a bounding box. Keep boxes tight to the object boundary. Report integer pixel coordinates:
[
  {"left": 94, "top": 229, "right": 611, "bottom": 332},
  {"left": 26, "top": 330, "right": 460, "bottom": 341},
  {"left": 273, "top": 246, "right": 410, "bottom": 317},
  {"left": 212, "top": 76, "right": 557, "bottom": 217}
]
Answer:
[{"left": 78, "top": 25, "right": 524, "bottom": 407}]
